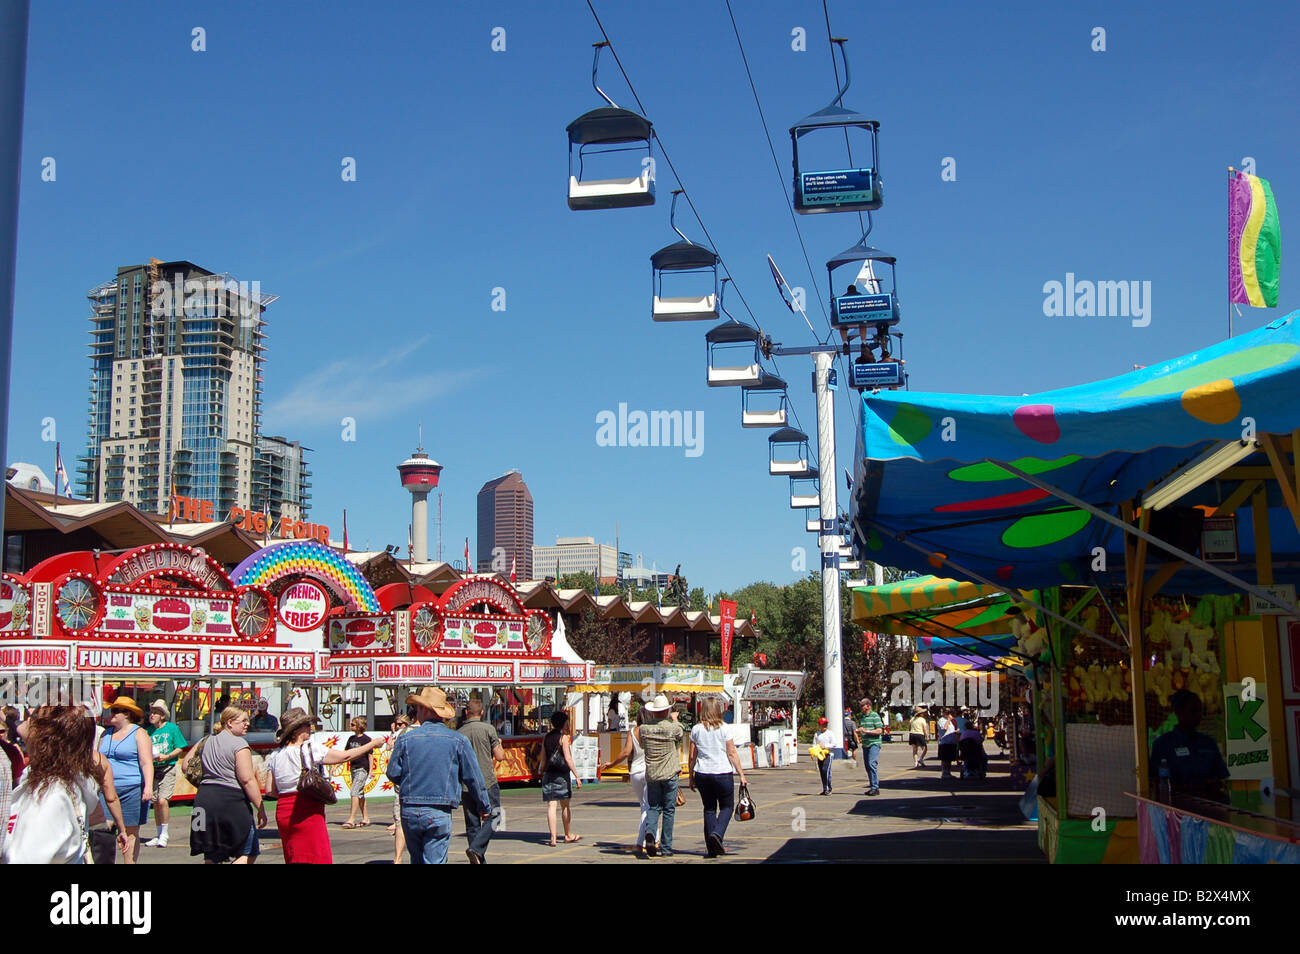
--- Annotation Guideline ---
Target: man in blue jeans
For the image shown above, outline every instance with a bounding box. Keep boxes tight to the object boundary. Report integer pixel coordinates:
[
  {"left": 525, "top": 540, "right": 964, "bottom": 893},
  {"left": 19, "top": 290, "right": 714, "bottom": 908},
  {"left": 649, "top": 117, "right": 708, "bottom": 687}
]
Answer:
[
  {"left": 858, "top": 698, "right": 884, "bottom": 796},
  {"left": 638, "top": 694, "right": 684, "bottom": 857},
  {"left": 387, "top": 686, "right": 490, "bottom": 864}
]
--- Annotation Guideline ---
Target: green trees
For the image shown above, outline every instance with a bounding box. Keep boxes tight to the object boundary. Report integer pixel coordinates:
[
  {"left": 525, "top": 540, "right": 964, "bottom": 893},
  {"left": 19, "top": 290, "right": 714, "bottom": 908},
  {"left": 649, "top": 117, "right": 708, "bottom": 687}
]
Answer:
[
  {"left": 565, "top": 609, "right": 650, "bottom": 664},
  {"left": 719, "top": 569, "right": 912, "bottom": 708}
]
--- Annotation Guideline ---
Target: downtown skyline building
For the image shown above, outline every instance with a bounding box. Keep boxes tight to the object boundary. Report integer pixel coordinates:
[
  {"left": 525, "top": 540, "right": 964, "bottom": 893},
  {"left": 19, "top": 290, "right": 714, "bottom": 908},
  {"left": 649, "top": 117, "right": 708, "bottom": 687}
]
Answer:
[
  {"left": 78, "top": 259, "right": 303, "bottom": 520},
  {"left": 476, "top": 470, "right": 533, "bottom": 579},
  {"left": 532, "top": 536, "right": 630, "bottom": 585}
]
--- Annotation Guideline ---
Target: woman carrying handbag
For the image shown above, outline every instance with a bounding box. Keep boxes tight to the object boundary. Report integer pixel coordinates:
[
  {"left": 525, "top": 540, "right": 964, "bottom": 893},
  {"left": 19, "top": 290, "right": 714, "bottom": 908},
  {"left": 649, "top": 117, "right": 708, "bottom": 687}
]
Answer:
[
  {"left": 264, "top": 708, "right": 387, "bottom": 864},
  {"left": 688, "top": 697, "right": 748, "bottom": 857}
]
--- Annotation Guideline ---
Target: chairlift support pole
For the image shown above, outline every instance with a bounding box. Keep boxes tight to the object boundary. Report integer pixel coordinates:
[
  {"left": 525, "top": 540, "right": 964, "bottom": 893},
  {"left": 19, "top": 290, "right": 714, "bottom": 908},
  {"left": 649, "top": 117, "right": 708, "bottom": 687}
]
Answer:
[{"left": 767, "top": 341, "right": 845, "bottom": 754}]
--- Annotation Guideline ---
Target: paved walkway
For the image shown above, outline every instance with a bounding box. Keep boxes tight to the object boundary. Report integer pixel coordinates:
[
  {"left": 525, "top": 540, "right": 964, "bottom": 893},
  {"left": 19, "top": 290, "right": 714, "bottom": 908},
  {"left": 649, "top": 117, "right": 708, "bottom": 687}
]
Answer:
[{"left": 144, "top": 741, "right": 1043, "bottom": 863}]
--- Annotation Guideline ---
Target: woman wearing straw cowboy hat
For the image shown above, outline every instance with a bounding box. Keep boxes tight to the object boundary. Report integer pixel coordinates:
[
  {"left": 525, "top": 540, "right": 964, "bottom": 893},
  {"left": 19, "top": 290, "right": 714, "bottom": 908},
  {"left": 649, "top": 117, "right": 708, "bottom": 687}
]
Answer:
[
  {"left": 264, "top": 708, "right": 388, "bottom": 863},
  {"left": 99, "top": 696, "right": 153, "bottom": 863},
  {"left": 386, "top": 687, "right": 490, "bottom": 864}
]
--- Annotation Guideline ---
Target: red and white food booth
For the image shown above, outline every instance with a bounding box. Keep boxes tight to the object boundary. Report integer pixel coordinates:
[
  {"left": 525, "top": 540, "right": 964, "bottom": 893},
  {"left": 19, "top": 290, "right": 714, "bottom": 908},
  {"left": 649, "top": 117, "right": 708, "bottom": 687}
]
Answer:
[
  {"left": 0, "top": 543, "right": 331, "bottom": 795},
  {"left": 322, "top": 574, "right": 591, "bottom": 783}
]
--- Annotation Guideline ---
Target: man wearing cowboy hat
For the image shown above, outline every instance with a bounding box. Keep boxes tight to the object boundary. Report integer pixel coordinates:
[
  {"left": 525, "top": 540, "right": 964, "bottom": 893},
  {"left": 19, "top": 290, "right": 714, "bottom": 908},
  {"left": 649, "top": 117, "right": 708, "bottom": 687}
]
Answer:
[
  {"left": 386, "top": 687, "right": 491, "bottom": 864},
  {"left": 638, "top": 694, "right": 684, "bottom": 857}
]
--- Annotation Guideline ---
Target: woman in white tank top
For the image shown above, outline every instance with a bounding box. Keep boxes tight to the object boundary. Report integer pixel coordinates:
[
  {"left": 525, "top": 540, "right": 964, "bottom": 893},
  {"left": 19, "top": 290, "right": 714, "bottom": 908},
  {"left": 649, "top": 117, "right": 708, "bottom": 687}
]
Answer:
[{"left": 599, "top": 709, "right": 649, "bottom": 849}]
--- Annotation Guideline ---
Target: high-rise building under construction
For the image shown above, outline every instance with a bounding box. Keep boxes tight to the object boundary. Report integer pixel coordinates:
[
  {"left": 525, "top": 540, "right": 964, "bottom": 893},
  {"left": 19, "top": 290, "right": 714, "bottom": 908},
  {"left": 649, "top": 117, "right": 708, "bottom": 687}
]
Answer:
[{"left": 79, "top": 259, "right": 278, "bottom": 517}]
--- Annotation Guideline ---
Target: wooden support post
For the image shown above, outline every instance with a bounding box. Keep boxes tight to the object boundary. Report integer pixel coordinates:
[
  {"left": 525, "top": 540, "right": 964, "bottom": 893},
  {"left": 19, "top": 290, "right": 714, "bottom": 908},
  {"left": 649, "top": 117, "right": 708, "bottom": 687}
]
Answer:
[
  {"left": 1250, "top": 486, "right": 1291, "bottom": 791},
  {"left": 1261, "top": 433, "right": 1300, "bottom": 537},
  {"left": 1124, "top": 503, "right": 1152, "bottom": 797}
]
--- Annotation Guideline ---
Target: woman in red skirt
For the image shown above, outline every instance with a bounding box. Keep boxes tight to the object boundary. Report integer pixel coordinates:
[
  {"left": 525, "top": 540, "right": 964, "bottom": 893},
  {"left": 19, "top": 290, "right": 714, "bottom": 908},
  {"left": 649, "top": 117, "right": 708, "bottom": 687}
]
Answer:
[{"left": 265, "top": 709, "right": 386, "bottom": 864}]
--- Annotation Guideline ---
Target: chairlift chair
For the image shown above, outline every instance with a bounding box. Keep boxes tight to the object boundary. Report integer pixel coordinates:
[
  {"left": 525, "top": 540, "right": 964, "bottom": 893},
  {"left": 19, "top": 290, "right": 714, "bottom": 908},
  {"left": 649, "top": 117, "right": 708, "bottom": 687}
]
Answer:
[
  {"left": 706, "top": 321, "right": 763, "bottom": 387},
  {"left": 651, "top": 191, "right": 719, "bottom": 320},
  {"left": 567, "top": 43, "right": 655, "bottom": 211},
  {"left": 805, "top": 513, "right": 822, "bottom": 533},
  {"left": 789, "top": 471, "right": 820, "bottom": 509},
  {"left": 741, "top": 370, "right": 789, "bottom": 428},
  {"left": 769, "top": 426, "right": 812, "bottom": 476},
  {"left": 790, "top": 40, "right": 882, "bottom": 214},
  {"left": 828, "top": 242, "right": 900, "bottom": 331}
]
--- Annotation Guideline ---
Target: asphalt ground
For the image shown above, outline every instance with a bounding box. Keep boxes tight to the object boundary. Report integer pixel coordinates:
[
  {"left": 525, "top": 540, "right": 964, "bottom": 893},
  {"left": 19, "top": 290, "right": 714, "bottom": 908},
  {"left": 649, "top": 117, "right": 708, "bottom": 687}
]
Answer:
[{"left": 139, "top": 739, "right": 1043, "bottom": 864}]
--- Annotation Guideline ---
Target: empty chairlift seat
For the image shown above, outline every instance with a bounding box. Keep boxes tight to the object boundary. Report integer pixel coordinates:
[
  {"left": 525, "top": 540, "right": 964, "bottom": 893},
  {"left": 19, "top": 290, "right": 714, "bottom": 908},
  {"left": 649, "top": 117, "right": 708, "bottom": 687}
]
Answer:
[
  {"left": 789, "top": 470, "right": 820, "bottom": 509},
  {"left": 790, "top": 106, "right": 882, "bottom": 214},
  {"left": 741, "top": 370, "right": 789, "bottom": 428},
  {"left": 651, "top": 241, "right": 719, "bottom": 321},
  {"left": 706, "top": 321, "right": 763, "bottom": 387},
  {"left": 769, "top": 427, "right": 812, "bottom": 476},
  {"left": 567, "top": 107, "right": 656, "bottom": 211}
]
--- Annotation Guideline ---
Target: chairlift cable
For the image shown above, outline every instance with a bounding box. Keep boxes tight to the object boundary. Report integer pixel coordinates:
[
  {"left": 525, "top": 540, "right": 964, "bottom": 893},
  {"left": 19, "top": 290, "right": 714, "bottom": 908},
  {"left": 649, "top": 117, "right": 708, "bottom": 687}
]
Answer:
[
  {"left": 586, "top": 0, "right": 765, "bottom": 339},
  {"left": 724, "top": 0, "right": 831, "bottom": 341},
  {"left": 822, "top": 0, "right": 868, "bottom": 240},
  {"left": 586, "top": 0, "right": 818, "bottom": 470},
  {"left": 726, "top": 0, "right": 854, "bottom": 459}
]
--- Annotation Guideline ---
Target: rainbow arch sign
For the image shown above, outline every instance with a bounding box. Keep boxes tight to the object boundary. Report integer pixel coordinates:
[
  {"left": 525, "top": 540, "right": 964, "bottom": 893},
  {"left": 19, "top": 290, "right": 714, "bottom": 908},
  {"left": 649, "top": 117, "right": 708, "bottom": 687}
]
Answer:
[{"left": 231, "top": 541, "right": 382, "bottom": 614}]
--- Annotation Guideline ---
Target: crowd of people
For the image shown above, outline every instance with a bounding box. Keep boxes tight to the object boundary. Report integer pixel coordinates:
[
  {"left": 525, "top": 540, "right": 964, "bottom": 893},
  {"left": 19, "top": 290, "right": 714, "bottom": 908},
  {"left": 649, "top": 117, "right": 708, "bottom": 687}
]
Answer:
[{"left": 2, "top": 688, "right": 758, "bottom": 865}]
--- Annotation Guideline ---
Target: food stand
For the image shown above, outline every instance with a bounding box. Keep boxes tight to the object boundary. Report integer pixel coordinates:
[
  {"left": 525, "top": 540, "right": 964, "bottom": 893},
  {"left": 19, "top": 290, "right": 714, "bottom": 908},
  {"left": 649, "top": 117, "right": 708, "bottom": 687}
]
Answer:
[
  {"left": 318, "top": 574, "right": 592, "bottom": 785},
  {"left": 0, "top": 542, "right": 332, "bottom": 799},
  {"left": 574, "top": 664, "right": 728, "bottom": 776},
  {"left": 738, "top": 668, "right": 806, "bottom": 767}
]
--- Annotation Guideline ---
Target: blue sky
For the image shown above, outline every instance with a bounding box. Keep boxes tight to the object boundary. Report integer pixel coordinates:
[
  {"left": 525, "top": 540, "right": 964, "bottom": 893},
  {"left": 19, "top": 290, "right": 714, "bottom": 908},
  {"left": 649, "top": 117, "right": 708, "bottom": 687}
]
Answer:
[{"left": 8, "top": 0, "right": 1299, "bottom": 592}]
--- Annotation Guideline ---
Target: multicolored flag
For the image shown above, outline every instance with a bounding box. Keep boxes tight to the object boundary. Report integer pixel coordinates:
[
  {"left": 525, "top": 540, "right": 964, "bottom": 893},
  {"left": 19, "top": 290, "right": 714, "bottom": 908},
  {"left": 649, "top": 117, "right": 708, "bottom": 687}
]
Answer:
[
  {"left": 510, "top": 555, "right": 516, "bottom": 583},
  {"left": 464, "top": 537, "right": 470, "bottom": 572},
  {"left": 1230, "top": 170, "right": 1281, "bottom": 307},
  {"left": 342, "top": 509, "right": 349, "bottom": 555}
]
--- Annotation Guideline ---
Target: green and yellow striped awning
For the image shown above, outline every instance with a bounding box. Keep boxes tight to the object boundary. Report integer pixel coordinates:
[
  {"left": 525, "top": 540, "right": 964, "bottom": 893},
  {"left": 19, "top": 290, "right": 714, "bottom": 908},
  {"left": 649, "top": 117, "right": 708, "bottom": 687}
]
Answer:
[{"left": 851, "top": 575, "right": 1003, "bottom": 620}]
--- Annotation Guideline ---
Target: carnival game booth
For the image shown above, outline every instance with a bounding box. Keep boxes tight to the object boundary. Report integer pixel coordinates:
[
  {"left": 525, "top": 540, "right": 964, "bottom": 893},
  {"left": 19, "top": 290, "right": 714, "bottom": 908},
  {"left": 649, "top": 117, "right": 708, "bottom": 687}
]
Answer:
[
  {"left": 0, "top": 542, "right": 332, "bottom": 798},
  {"left": 849, "top": 313, "right": 1300, "bottom": 863},
  {"left": 320, "top": 573, "right": 591, "bottom": 785}
]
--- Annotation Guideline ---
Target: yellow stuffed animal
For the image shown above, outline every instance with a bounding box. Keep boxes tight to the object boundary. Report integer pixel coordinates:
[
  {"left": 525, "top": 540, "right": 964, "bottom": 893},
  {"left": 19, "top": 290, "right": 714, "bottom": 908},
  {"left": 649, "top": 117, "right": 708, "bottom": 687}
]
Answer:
[
  {"left": 1105, "top": 665, "right": 1127, "bottom": 702},
  {"left": 1085, "top": 663, "right": 1107, "bottom": 708},
  {"left": 1149, "top": 661, "right": 1174, "bottom": 707},
  {"left": 1145, "top": 608, "right": 1171, "bottom": 647},
  {"left": 1188, "top": 626, "right": 1220, "bottom": 675}
]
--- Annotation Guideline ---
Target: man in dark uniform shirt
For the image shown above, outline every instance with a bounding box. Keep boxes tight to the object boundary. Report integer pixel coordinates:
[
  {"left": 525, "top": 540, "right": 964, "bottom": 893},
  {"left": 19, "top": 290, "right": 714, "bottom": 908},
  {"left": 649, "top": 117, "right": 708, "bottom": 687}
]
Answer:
[{"left": 1148, "top": 690, "right": 1230, "bottom": 802}]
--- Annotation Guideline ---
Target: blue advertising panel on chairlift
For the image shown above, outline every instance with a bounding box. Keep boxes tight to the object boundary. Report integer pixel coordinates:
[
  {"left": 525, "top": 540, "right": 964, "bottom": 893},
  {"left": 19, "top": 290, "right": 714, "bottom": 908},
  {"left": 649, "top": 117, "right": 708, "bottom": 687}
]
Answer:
[
  {"left": 799, "top": 168, "right": 876, "bottom": 210},
  {"left": 851, "top": 361, "right": 904, "bottom": 388},
  {"left": 833, "top": 292, "right": 896, "bottom": 326}
]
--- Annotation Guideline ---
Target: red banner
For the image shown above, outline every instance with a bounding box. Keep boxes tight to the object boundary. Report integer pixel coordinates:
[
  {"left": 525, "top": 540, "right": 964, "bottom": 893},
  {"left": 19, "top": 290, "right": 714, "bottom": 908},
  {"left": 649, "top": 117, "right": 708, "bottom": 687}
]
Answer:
[
  {"left": 719, "top": 599, "right": 737, "bottom": 673},
  {"left": 662, "top": 643, "right": 677, "bottom": 664}
]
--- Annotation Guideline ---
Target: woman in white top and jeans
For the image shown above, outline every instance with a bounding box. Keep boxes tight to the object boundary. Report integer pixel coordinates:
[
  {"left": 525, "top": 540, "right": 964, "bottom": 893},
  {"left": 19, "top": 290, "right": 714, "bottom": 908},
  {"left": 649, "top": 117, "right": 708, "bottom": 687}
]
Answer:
[
  {"left": 688, "top": 697, "right": 747, "bottom": 858},
  {"left": 599, "top": 708, "right": 648, "bottom": 849}
]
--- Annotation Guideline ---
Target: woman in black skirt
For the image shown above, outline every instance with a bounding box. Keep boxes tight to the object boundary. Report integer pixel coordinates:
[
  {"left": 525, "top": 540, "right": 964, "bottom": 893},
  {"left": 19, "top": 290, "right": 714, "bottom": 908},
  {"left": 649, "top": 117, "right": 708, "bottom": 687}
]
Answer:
[
  {"left": 186, "top": 707, "right": 267, "bottom": 864},
  {"left": 540, "top": 711, "right": 582, "bottom": 846}
]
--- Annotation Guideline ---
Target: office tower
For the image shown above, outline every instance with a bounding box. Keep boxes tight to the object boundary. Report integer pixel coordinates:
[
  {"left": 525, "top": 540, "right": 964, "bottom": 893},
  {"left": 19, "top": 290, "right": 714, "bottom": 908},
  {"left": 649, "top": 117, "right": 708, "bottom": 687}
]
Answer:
[
  {"left": 476, "top": 470, "right": 533, "bottom": 578},
  {"left": 532, "top": 536, "right": 626, "bottom": 585}
]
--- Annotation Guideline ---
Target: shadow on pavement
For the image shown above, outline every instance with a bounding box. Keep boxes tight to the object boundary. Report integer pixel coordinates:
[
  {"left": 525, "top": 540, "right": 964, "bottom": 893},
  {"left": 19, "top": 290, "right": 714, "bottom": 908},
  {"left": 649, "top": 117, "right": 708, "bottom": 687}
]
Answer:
[{"left": 762, "top": 826, "right": 1044, "bottom": 863}]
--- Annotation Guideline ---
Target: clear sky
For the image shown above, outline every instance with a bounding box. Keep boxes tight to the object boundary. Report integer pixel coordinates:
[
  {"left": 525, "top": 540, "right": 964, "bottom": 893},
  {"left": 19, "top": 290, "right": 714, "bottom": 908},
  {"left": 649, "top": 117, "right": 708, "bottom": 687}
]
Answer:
[{"left": 7, "top": 0, "right": 1299, "bottom": 592}]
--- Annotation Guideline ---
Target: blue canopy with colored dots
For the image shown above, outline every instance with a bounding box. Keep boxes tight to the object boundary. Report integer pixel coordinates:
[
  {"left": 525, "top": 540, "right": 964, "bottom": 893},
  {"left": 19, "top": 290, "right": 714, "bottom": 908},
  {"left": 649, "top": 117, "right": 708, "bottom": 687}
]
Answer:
[{"left": 850, "top": 312, "right": 1300, "bottom": 590}]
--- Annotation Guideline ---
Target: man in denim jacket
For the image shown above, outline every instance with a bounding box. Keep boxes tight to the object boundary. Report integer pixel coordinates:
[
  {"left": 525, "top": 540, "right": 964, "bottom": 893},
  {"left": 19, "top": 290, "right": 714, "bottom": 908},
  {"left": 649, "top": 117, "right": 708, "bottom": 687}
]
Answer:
[{"left": 387, "top": 687, "right": 490, "bottom": 864}]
